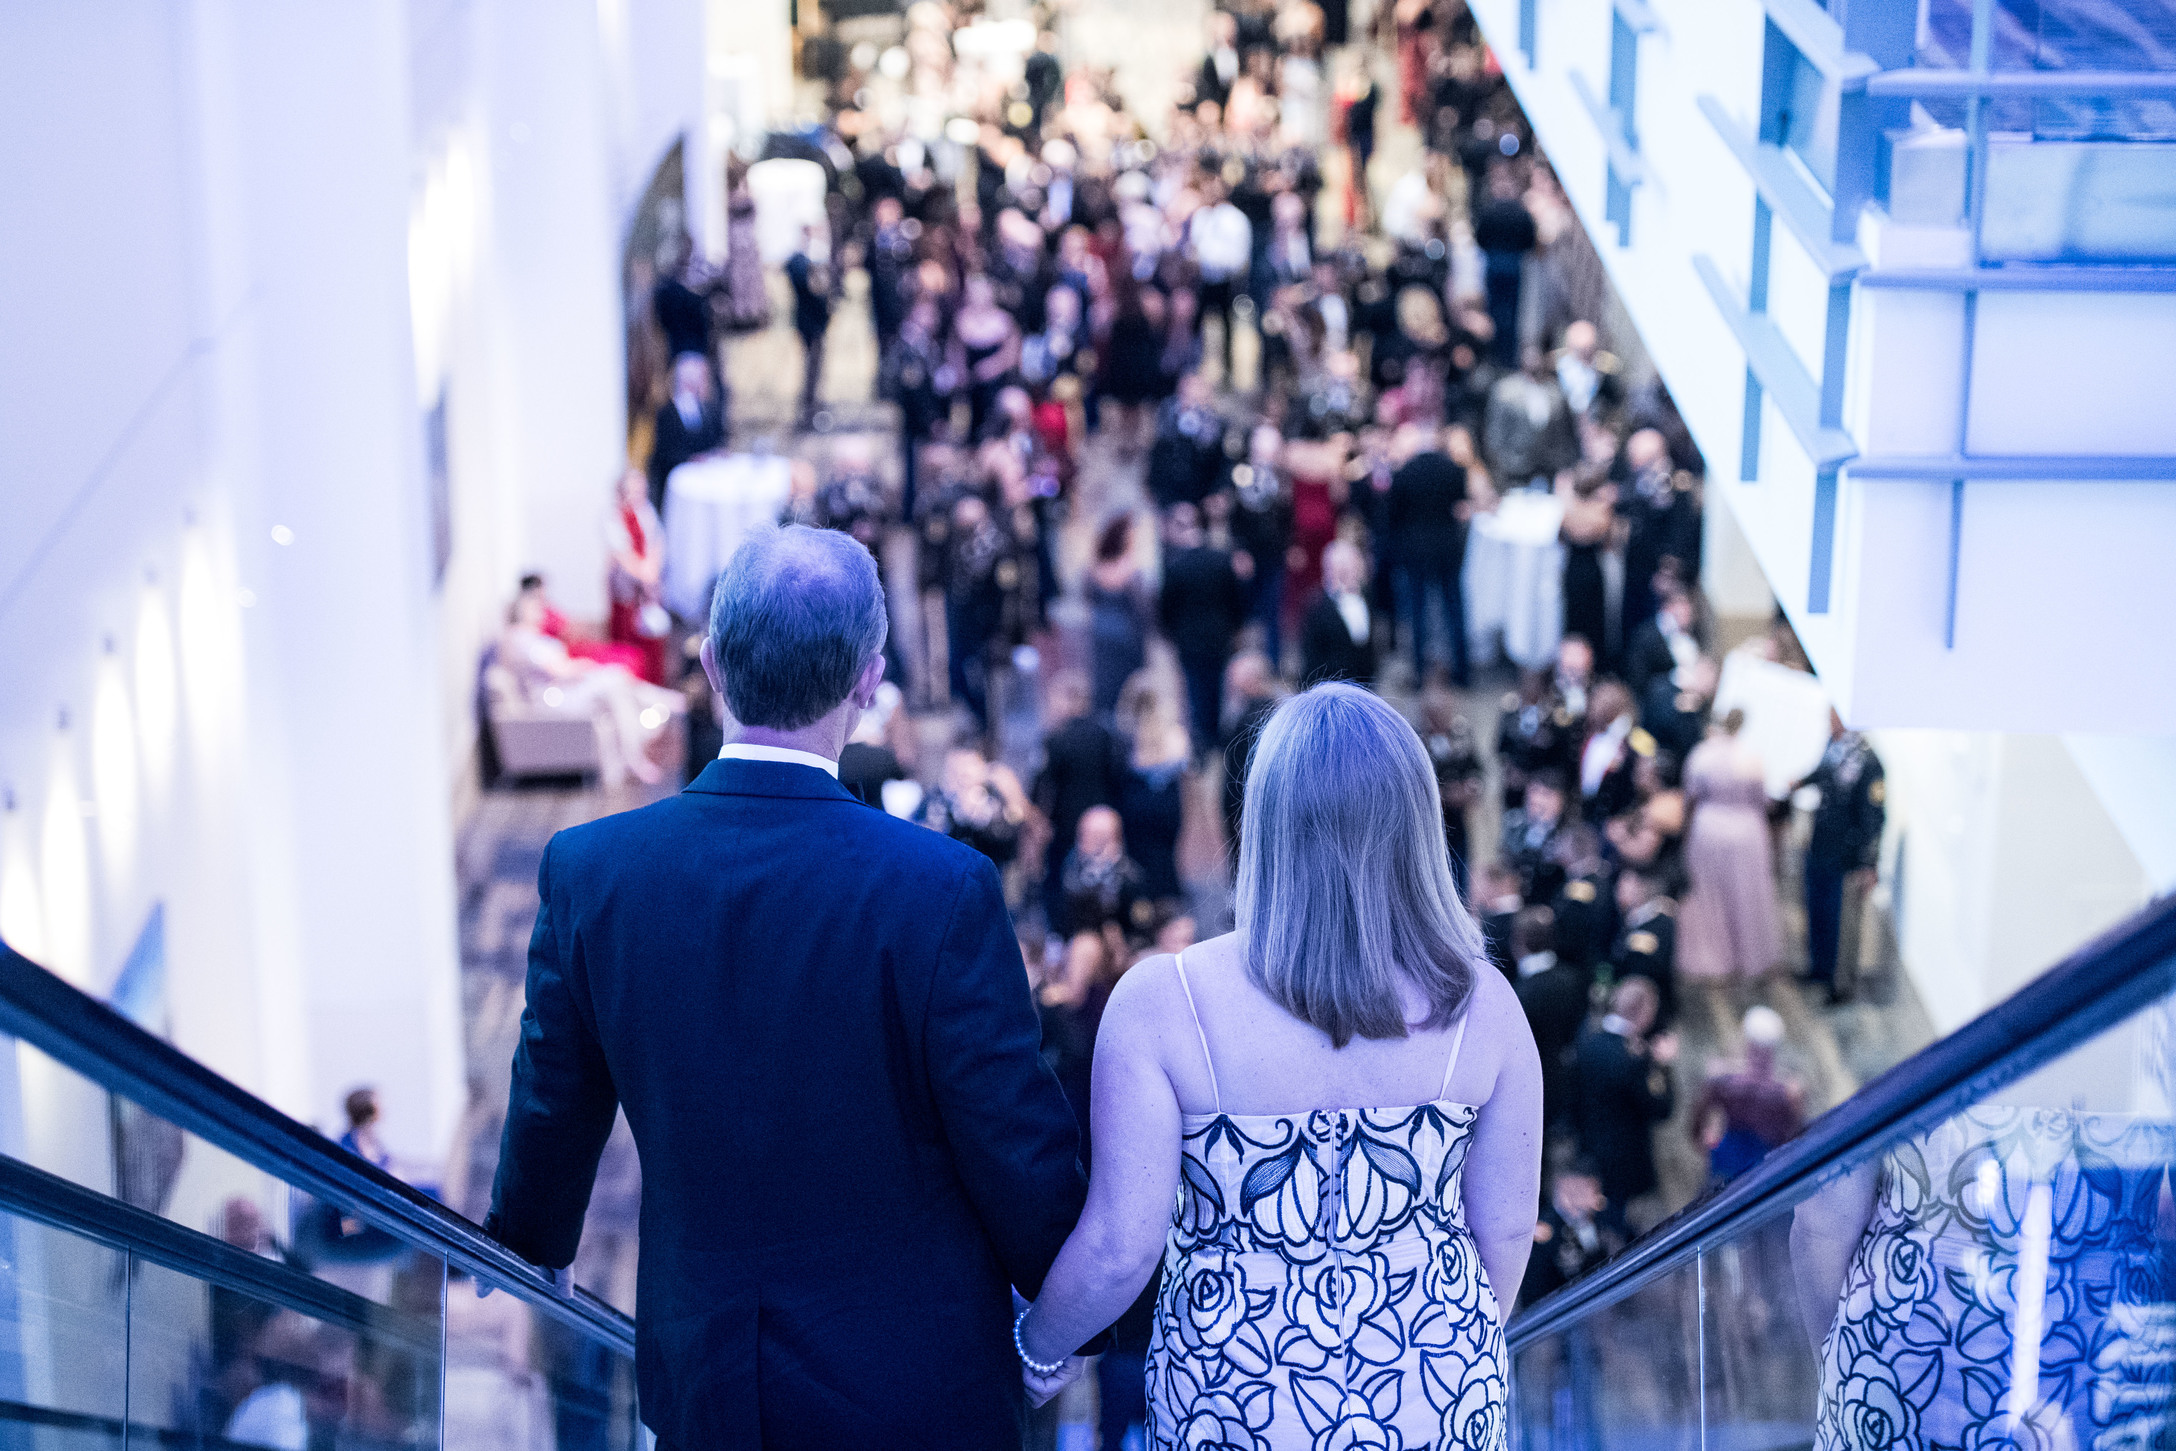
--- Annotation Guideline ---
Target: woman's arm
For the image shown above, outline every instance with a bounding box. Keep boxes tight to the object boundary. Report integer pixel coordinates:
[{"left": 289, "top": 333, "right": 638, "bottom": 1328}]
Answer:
[
  {"left": 1789, "top": 1159, "right": 1880, "bottom": 1351},
  {"left": 1461, "top": 972, "right": 1545, "bottom": 1321},
  {"left": 1019, "top": 962, "right": 1183, "bottom": 1364}
]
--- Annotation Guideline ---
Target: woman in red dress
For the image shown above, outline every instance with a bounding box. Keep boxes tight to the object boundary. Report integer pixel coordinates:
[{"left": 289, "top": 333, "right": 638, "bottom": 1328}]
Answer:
[
  {"left": 605, "top": 466, "right": 670, "bottom": 684},
  {"left": 1280, "top": 433, "right": 1349, "bottom": 649}
]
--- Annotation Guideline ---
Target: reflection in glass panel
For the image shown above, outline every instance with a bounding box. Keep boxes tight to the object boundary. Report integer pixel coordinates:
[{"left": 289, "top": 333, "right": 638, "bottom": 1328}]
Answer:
[
  {"left": 1594, "top": 1262, "right": 1701, "bottom": 1449},
  {"left": 0, "top": 1209, "right": 128, "bottom": 1440},
  {"left": 444, "top": 1271, "right": 639, "bottom": 1451},
  {"left": 1783, "top": 993, "right": 2176, "bottom": 1449},
  {"left": 127, "top": 1249, "right": 445, "bottom": 1449},
  {"left": 1702, "top": 1204, "right": 1821, "bottom": 1450}
]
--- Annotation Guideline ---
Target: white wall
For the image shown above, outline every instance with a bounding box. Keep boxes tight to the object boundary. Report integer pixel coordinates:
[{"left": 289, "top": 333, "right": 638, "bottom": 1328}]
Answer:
[
  {"left": 0, "top": 0, "right": 707, "bottom": 1174},
  {"left": 1470, "top": 0, "right": 2176, "bottom": 734}
]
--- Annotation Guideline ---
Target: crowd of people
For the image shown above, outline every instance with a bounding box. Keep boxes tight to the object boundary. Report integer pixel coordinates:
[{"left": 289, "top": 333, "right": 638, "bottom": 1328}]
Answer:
[{"left": 471, "top": 0, "right": 1898, "bottom": 1436}]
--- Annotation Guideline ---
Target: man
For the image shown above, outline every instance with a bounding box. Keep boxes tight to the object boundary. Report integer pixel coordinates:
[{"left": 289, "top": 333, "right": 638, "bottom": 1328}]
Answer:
[
  {"left": 1471, "top": 165, "right": 1538, "bottom": 367},
  {"left": 785, "top": 226, "right": 833, "bottom": 429},
  {"left": 1519, "top": 1161, "right": 1622, "bottom": 1305},
  {"left": 1551, "top": 320, "right": 1622, "bottom": 425},
  {"left": 1034, "top": 673, "right": 1125, "bottom": 934},
  {"left": 1187, "top": 181, "right": 1253, "bottom": 380},
  {"left": 648, "top": 352, "right": 727, "bottom": 510},
  {"left": 1388, "top": 424, "right": 1472, "bottom": 687},
  {"left": 1617, "top": 428, "right": 1702, "bottom": 639},
  {"left": 1060, "top": 806, "right": 1150, "bottom": 939},
  {"left": 1624, "top": 587, "right": 1702, "bottom": 702},
  {"left": 1146, "top": 373, "right": 1228, "bottom": 509},
  {"left": 1571, "top": 977, "right": 1677, "bottom": 1238},
  {"left": 1158, "top": 503, "right": 1249, "bottom": 757},
  {"left": 1547, "top": 825, "right": 1615, "bottom": 978},
  {"left": 1797, "top": 712, "right": 1886, "bottom": 1003},
  {"left": 1691, "top": 1005, "right": 1806, "bottom": 1183},
  {"left": 486, "top": 526, "right": 1089, "bottom": 1448},
  {"left": 1511, "top": 907, "right": 1587, "bottom": 1136},
  {"left": 1482, "top": 346, "right": 1580, "bottom": 489},
  {"left": 1475, "top": 861, "right": 1524, "bottom": 982},
  {"left": 1611, "top": 864, "right": 1679, "bottom": 1027},
  {"left": 1195, "top": 11, "right": 1241, "bottom": 112},
  {"left": 1499, "top": 769, "right": 1570, "bottom": 906},
  {"left": 1301, "top": 539, "right": 1378, "bottom": 686},
  {"left": 1495, "top": 669, "right": 1577, "bottom": 811},
  {"left": 866, "top": 196, "right": 914, "bottom": 359},
  {"left": 1220, "top": 651, "right": 1281, "bottom": 851}
]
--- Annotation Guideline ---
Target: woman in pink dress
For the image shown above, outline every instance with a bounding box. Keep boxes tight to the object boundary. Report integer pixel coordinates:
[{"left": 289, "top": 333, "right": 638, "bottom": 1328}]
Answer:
[{"left": 1677, "top": 709, "right": 1782, "bottom": 983}]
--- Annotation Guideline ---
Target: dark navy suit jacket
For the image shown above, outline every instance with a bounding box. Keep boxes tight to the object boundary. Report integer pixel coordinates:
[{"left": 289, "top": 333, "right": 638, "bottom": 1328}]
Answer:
[{"left": 485, "top": 757, "right": 1088, "bottom": 1448}]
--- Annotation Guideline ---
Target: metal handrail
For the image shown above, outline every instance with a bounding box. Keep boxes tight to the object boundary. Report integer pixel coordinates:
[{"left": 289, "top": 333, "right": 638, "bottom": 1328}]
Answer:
[
  {"left": 1507, "top": 890, "right": 2176, "bottom": 1350},
  {"left": 0, "top": 937, "right": 638, "bottom": 1359}
]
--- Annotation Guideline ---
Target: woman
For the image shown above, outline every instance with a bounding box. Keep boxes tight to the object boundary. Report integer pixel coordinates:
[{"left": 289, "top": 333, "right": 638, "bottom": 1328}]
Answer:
[
  {"left": 1118, "top": 685, "right": 1191, "bottom": 903},
  {"left": 1086, "top": 515, "right": 1150, "bottom": 714},
  {"left": 605, "top": 466, "right": 669, "bottom": 684},
  {"left": 951, "top": 273, "right": 1022, "bottom": 440},
  {"left": 1100, "top": 287, "right": 1169, "bottom": 453},
  {"left": 721, "top": 176, "right": 769, "bottom": 333},
  {"left": 1678, "top": 708, "right": 1783, "bottom": 983},
  {"left": 1016, "top": 684, "right": 1542, "bottom": 1449},
  {"left": 500, "top": 591, "right": 681, "bottom": 786}
]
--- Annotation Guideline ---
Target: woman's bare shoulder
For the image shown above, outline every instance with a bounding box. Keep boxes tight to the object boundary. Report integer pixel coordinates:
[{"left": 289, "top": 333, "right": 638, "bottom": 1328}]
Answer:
[{"left": 1104, "top": 933, "right": 1242, "bottom": 1035}]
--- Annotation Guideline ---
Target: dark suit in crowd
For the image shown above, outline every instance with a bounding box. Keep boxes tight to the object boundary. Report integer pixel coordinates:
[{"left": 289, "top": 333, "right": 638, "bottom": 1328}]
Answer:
[
  {"left": 1516, "top": 956, "right": 1590, "bottom": 1134},
  {"left": 1571, "top": 1021, "right": 1675, "bottom": 1235},
  {"left": 1159, "top": 543, "right": 1249, "bottom": 755},
  {"left": 1300, "top": 593, "right": 1379, "bottom": 687},
  {"left": 1035, "top": 715, "right": 1126, "bottom": 933},
  {"left": 1388, "top": 449, "right": 1471, "bottom": 686},
  {"left": 486, "top": 758, "right": 1089, "bottom": 1449},
  {"left": 648, "top": 393, "right": 727, "bottom": 511},
  {"left": 1800, "top": 733, "right": 1886, "bottom": 994}
]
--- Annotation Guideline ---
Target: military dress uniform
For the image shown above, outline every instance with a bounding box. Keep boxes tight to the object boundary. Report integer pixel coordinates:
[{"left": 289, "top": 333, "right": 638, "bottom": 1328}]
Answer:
[
  {"left": 1495, "top": 692, "right": 1578, "bottom": 811},
  {"left": 1551, "top": 869, "right": 1615, "bottom": 978},
  {"left": 1799, "top": 733, "right": 1886, "bottom": 999},
  {"left": 1611, "top": 895, "right": 1679, "bottom": 1027}
]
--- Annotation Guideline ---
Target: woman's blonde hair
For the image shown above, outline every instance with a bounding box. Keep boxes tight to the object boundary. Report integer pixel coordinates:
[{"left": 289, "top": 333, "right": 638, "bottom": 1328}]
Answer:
[{"left": 1235, "top": 683, "right": 1483, "bottom": 1047}]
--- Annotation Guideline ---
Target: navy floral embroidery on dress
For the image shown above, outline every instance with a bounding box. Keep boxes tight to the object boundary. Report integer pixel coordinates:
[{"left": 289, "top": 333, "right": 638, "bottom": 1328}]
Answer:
[{"left": 1148, "top": 1103, "right": 1507, "bottom": 1449}]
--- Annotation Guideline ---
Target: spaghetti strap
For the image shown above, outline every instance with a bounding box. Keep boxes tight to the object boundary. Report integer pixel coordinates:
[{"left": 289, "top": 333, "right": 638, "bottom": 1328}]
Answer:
[
  {"left": 1438, "top": 1011, "right": 1472, "bottom": 1101},
  {"left": 1171, "top": 950, "right": 1223, "bottom": 1113}
]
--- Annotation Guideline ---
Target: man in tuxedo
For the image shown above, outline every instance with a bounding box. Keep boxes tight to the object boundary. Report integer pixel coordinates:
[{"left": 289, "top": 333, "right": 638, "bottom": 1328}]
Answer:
[
  {"left": 648, "top": 352, "right": 727, "bottom": 510},
  {"left": 1195, "top": 11, "right": 1241, "bottom": 112},
  {"left": 1158, "top": 503, "right": 1249, "bottom": 758},
  {"left": 1571, "top": 977, "right": 1677, "bottom": 1238},
  {"left": 786, "top": 226, "right": 833, "bottom": 429},
  {"left": 1511, "top": 907, "right": 1588, "bottom": 1136},
  {"left": 1388, "top": 424, "right": 1473, "bottom": 687},
  {"left": 487, "top": 526, "right": 1089, "bottom": 1449},
  {"left": 1301, "top": 540, "right": 1379, "bottom": 687}
]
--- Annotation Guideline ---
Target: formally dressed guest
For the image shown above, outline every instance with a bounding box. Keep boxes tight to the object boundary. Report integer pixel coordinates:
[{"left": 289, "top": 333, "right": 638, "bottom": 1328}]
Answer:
[
  {"left": 1035, "top": 673, "right": 1126, "bottom": 933},
  {"left": 1512, "top": 907, "right": 1589, "bottom": 1136},
  {"left": 1195, "top": 11, "right": 1241, "bottom": 111},
  {"left": 652, "top": 246, "right": 713, "bottom": 363},
  {"left": 1558, "top": 473, "right": 1617, "bottom": 669},
  {"left": 1117, "top": 687, "right": 1191, "bottom": 904},
  {"left": 1015, "top": 684, "right": 1543, "bottom": 1445},
  {"left": 1475, "top": 861, "right": 1524, "bottom": 982},
  {"left": 1552, "top": 321, "right": 1623, "bottom": 424},
  {"left": 1158, "top": 504, "right": 1249, "bottom": 757},
  {"left": 1499, "top": 770, "right": 1570, "bottom": 906},
  {"left": 1471, "top": 167, "right": 1538, "bottom": 366},
  {"left": 1300, "top": 539, "right": 1380, "bottom": 686},
  {"left": 1617, "top": 429, "right": 1701, "bottom": 639},
  {"left": 785, "top": 226, "right": 834, "bottom": 429},
  {"left": 1495, "top": 669, "right": 1576, "bottom": 811},
  {"left": 1691, "top": 1005, "right": 1805, "bottom": 1184},
  {"left": 1795, "top": 714, "right": 1886, "bottom": 1003},
  {"left": 1416, "top": 682, "right": 1483, "bottom": 891},
  {"left": 499, "top": 592, "right": 681, "bottom": 786},
  {"left": 1060, "top": 806, "right": 1151, "bottom": 941},
  {"left": 1678, "top": 710, "right": 1782, "bottom": 984},
  {"left": 1611, "top": 864, "right": 1680, "bottom": 1028},
  {"left": 647, "top": 352, "right": 726, "bottom": 510},
  {"left": 915, "top": 746, "right": 1030, "bottom": 869},
  {"left": 1086, "top": 516, "right": 1150, "bottom": 714},
  {"left": 1576, "top": 681, "right": 1645, "bottom": 825},
  {"left": 720, "top": 179, "right": 769, "bottom": 334},
  {"left": 1624, "top": 587, "right": 1702, "bottom": 702},
  {"left": 605, "top": 468, "right": 669, "bottom": 684},
  {"left": 1389, "top": 425, "right": 1473, "bottom": 687},
  {"left": 1482, "top": 348, "right": 1579, "bottom": 489},
  {"left": 1570, "top": 977, "right": 1677, "bottom": 1237},
  {"left": 952, "top": 274, "right": 1023, "bottom": 440},
  {"left": 1518, "top": 1161, "right": 1622, "bottom": 1305},
  {"left": 1219, "top": 651, "right": 1281, "bottom": 851},
  {"left": 486, "top": 526, "right": 1090, "bottom": 1447},
  {"left": 866, "top": 195, "right": 913, "bottom": 356}
]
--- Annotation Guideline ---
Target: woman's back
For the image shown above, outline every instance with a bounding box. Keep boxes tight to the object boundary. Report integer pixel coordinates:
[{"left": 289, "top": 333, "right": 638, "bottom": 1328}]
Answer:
[{"left": 1138, "top": 935, "right": 1522, "bottom": 1450}]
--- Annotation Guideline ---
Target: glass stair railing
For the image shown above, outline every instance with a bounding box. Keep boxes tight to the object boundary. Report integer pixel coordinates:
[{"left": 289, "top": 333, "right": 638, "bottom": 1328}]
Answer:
[
  {"left": 0, "top": 936, "right": 639, "bottom": 1450},
  {"left": 1506, "top": 891, "right": 2176, "bottom": 1451}
]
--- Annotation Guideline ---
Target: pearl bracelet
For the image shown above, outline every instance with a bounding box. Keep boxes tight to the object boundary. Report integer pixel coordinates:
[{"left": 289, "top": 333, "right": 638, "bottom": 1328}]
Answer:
[{"left": 1013, "top": 1306, "right": 1065, "bottom": 1377}]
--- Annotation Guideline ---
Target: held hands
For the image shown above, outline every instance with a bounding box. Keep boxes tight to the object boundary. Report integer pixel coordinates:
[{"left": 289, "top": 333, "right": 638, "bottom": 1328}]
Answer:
[{"left": 1024, "top": 1354, "right": 1088, "bottom": 1408}]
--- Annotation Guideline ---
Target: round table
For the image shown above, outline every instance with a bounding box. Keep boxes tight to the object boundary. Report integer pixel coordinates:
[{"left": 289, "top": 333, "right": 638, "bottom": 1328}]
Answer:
[
  {"left": 662, "top": 453, "right": 794, "bottom": 620},
  {"left": 1463, "top": 487, "right": 1565, "bottom": 673}
]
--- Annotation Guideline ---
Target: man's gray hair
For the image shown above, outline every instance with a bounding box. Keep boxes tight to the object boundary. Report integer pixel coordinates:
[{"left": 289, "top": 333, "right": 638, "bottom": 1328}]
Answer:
[
  {"left": 1235, "top": 682, "right": 1482, "bottom": 1048},
  {"left": 707, "top": 525, "right": 889, "bottom": 730}
]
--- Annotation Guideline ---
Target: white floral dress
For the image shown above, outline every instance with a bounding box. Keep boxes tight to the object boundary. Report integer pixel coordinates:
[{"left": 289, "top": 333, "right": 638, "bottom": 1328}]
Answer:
[{"left": 1147, "top": 954, "right": 1509, "bottom": 1450}]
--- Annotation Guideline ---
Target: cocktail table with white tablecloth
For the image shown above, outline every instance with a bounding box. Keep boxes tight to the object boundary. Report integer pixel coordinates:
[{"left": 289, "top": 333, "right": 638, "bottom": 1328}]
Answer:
[
  {"left": 1463, "top": 487, "right": 1566, "bottom": 672},
  {"left": 661, "top": 453, "right": 794, "bottom": 620}
]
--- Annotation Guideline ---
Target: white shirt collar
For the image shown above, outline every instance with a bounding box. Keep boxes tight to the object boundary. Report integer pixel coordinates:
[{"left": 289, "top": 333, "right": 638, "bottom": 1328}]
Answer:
[{"left": 718, "top": 742, "right": 839, "bottom": 777}]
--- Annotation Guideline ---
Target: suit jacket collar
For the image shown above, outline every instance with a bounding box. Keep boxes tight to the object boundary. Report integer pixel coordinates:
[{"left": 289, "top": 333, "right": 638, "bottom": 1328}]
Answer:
[{"left": 685, "top": 757, "right": 860, "bottom": 804}]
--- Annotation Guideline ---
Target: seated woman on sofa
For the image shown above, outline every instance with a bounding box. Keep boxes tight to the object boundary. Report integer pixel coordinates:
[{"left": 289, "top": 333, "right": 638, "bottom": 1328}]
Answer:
[{"left": 500, "top": 590, "right": 682, "bottom": 786}]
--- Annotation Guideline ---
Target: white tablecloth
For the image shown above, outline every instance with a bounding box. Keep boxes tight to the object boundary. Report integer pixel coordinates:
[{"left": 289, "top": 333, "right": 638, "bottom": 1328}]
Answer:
[
  {"left": 662, "top": 453, "right": 794, "bottom": 620},
  {"left": 1464, "top": 488, "right": 1565, "bottom": 672}
]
